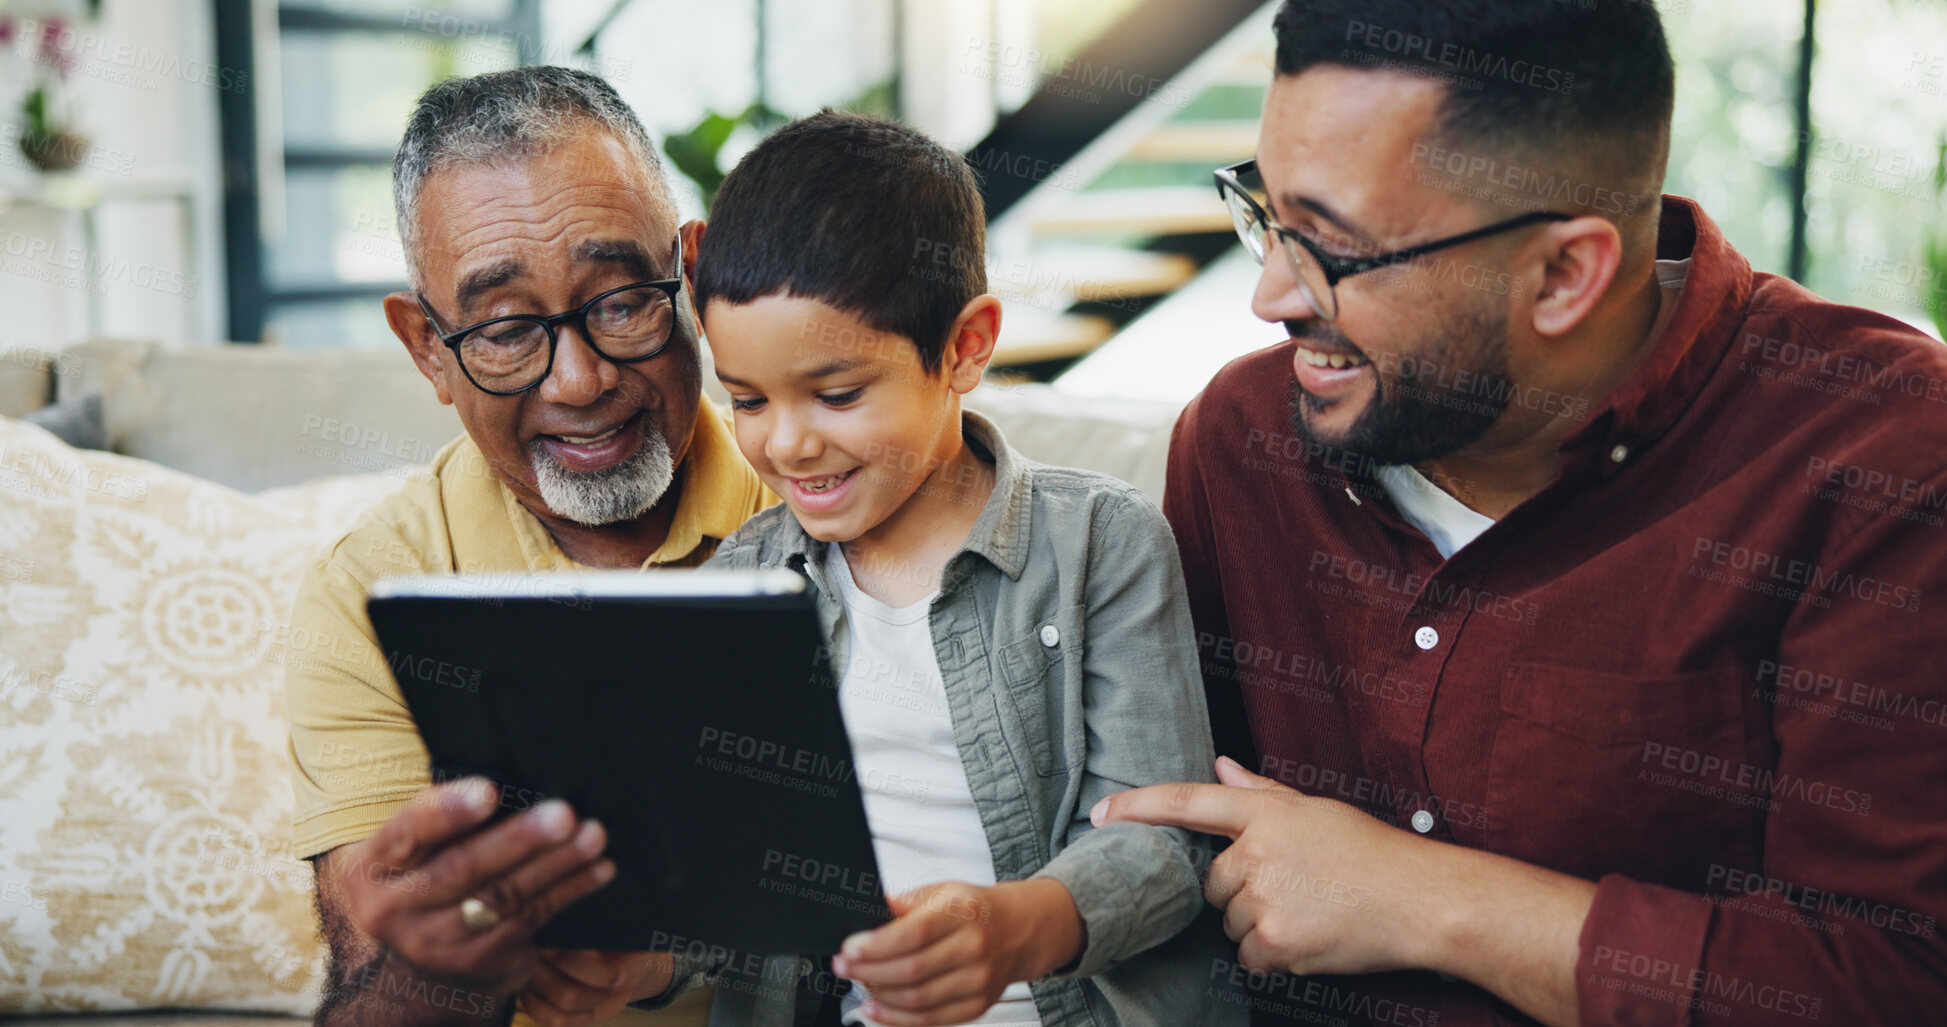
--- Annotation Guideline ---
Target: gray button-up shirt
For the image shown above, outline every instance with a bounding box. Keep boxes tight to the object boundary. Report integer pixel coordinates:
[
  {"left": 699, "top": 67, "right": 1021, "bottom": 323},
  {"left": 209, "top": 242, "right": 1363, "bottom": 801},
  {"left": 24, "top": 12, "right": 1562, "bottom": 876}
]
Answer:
[{"left": 647, "top": 410, "right": 1238, "bottom": 1027}]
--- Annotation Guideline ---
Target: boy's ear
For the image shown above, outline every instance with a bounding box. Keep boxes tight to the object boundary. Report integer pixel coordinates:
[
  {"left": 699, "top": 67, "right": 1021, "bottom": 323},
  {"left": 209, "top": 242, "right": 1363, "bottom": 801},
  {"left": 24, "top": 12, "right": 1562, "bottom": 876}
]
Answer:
[
  {"left": 680, "top": 219, "right": 706, "bottom": 285},
  {"left": 942, "top": 295, "right": 1002, "bottom": 396}
]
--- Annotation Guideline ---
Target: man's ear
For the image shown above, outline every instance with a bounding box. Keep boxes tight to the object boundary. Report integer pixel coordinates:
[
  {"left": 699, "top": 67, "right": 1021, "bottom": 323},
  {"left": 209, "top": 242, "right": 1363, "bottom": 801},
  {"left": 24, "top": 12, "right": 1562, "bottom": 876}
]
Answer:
[
  {"left": 680, "top": 219, "right": 706, "bottom": 286},
  {"left": 1529, "top": 216, "right": 1623, "bottom": 338},
  {"left": 676, "top": 219, "right": 709, "bottom": 354},
  {"left": 941, "top": 295, "right": 1002, "bottom": 396},
  {"left": 384, "top": 291, "right": 455, "bottom": 406}
]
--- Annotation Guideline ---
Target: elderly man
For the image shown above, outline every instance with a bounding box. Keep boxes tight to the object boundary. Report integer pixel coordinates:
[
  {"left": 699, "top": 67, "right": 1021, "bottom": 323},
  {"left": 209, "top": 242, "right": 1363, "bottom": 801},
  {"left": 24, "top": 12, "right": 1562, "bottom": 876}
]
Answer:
[
  {"left": 284, "top": 67, "right": 769, "bottom": 1025},
  {"left": 1099, "top": 1, "right": 1947, "bottom": 1025}
]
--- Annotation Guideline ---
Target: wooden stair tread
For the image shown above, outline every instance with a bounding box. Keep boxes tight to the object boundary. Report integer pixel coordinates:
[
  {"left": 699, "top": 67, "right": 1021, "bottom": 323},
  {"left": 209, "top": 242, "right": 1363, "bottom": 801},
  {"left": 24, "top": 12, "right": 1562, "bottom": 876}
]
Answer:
[
  {"left": 1124, "top": 120, "right": 1260, "bottom": 163},
  {"left": 1027, "top": 187, "right": 1232, "bottom": 238},
  {"left": 991, "top": 304, "right": 1117, "bottom": 366},
  {"left": 988, "top": 245, "right": 1199, "bottom": 304}
]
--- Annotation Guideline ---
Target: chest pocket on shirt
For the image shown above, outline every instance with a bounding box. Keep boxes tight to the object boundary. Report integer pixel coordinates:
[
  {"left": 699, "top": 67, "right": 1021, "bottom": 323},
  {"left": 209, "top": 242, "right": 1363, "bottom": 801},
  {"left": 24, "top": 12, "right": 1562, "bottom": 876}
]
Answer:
[
  {"left": 1486, "top": 662, "right": 1755, "bottom": 883},
  {"left": 995, "top": 606, "right": 1084, "bottom": 777}
]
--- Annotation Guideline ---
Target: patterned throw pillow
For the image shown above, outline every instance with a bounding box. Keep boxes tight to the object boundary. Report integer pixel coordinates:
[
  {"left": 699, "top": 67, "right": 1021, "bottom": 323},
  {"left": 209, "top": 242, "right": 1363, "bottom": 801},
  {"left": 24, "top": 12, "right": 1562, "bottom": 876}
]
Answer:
[{"left": 0, "top": 415, "right": 411, "bottom": 1014}]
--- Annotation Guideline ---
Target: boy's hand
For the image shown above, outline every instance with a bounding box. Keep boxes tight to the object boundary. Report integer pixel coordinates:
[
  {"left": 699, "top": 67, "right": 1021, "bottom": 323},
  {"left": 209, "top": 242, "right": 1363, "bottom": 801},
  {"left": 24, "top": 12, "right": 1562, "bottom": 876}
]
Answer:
[
  {"left": 520, "top": 949, "right": 674, "bottom": 1027},
  {"left": 832, "top": 879, "right": 1083, "bottom": 1026}
]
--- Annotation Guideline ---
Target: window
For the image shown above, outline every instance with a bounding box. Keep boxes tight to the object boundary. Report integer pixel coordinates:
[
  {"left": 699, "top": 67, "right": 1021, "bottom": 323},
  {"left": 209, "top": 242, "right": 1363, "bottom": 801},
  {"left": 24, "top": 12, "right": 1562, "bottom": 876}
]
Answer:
[
  {"left": 1662, "top": 0, "right": 1945, "bottom": 337},
  {"left": 1800, "top": 0, "right": 1947, "bottom": 333},
  {"left": 216, "top": 0, "right": 537, "bottom": 348},
  {"left": 218, "top": 1, "right": 1946, "bottom": 350}
]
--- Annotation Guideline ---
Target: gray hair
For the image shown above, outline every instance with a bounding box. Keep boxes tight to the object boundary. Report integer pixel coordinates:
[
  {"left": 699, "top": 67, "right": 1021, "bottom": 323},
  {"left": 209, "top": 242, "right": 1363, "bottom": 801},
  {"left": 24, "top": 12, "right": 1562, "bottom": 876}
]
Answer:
[{"left": 392, "top": 65, "right": 677, "bottom": 288}]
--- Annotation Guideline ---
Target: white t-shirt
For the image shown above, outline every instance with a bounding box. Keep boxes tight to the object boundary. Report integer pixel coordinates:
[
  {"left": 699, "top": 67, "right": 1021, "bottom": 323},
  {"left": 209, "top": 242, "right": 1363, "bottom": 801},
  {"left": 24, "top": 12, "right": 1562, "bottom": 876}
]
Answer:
[
  {"left": 1376, "top": 464, "right": 1494, "bottom": 560},
  {"left": 1377, "top": 258, "right": 1693, "bottom": 559},
  {"left": 827, "top": 543, "right": 1043, "bottom": 1027}
]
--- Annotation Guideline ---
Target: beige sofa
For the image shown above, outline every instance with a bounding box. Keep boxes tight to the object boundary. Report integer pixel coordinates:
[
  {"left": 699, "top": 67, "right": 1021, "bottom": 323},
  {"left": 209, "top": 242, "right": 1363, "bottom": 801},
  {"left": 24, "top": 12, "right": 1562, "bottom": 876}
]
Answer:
[
  {"left": 0, "top": 338, "right": 1183, "bottom": 1023},
  {"left": 0, "top": 339, "right": 1180, "bottom": 497}
]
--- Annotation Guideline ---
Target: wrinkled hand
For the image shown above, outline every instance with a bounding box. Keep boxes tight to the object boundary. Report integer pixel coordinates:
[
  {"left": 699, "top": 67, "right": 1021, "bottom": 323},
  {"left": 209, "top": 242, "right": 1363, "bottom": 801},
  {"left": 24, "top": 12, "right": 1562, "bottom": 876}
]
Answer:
[
  {"left": 520, "top": 949, "right": 674, "bottom": 1026},
  {"left": 339, "top": 777, "right": 614, "bottom": 995},
  {"left": 1092, "top": 756, "right": 1437, "bottom": 977},
  {"left": 832, "top": 879, "right": 1081, "bottom": 1026}
]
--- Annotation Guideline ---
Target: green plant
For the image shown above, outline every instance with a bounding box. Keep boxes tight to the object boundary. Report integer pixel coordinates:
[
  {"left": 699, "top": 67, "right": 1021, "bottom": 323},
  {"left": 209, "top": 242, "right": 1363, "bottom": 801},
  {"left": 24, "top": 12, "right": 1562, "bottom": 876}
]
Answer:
[
  {"left": 661, "top": 83, "right": 896, "bottom": 212},
  {"left": 19, "top": 80, "right": 60, "bottom": 154},
  {"left": 662, "top": 104, "right": 779, "bottom": 214}
]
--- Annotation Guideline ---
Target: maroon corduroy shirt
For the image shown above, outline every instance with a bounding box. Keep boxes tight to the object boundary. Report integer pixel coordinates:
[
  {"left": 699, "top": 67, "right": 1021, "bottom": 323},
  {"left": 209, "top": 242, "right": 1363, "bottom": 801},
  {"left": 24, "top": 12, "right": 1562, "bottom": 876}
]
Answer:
[{"left": 1165, "top": 196, "right": 1947, "bottom": 1026}]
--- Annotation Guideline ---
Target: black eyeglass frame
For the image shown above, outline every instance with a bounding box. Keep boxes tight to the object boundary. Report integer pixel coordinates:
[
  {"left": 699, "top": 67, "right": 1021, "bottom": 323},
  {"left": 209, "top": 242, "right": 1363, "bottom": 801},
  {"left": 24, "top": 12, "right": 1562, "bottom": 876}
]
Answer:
[
  {"left": 1214, "top": 159, "right": 1573, "bottom": 319},
  {"left": 417, "top": 234, "right": 687, "bottom": 396}
]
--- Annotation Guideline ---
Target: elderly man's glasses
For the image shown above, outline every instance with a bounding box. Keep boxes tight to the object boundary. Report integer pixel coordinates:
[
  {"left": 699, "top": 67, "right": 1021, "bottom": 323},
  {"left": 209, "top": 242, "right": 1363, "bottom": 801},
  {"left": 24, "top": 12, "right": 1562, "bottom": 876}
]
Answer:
[
  {"left": 1214, "top": 159, "right": 1572, "bottom": 321},
  {"left": 417, "top": 235, "right": 685, "bottom": 396}
]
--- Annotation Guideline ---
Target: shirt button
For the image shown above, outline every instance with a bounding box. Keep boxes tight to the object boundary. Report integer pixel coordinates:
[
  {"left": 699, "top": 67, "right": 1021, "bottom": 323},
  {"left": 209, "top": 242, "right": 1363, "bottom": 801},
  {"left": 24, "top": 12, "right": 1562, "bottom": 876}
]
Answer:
[
  {"left": 1610, "top": 444, "right": 1630, "bottom": 464},
  {"left": 1410, "top": 809, "right": 1436, "bottom": 834},
  {"left": 1414, "top": 626, "right": 1439, "bottom": 650},
  {"left": 1040, "top": 624, "right": 1060, "bottom": 647}
]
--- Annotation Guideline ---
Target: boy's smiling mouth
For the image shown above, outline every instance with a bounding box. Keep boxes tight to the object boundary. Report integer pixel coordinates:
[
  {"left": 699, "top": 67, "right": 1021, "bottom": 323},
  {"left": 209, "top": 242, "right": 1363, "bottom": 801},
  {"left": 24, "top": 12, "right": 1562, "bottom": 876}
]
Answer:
[
  {"left": 797, "top": 471, "right": 851, "bottom": 493},
  {"left": 783, "top": 468, "right": 860, "bottom": 511}
]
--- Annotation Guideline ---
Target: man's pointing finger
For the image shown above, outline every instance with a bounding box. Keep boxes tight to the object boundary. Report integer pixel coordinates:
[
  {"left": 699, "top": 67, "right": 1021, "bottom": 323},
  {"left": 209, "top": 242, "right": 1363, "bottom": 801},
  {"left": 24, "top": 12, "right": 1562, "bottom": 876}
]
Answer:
[{"left": 1089, "top": 780, "right": 1258, "bottom": 840}]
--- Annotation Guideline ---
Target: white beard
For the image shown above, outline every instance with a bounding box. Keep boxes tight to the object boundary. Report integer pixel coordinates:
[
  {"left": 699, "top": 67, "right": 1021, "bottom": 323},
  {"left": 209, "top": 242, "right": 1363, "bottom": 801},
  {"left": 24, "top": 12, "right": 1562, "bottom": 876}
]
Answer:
[{"left": 528, "top": 419, "right": 675, "bottom": 526}]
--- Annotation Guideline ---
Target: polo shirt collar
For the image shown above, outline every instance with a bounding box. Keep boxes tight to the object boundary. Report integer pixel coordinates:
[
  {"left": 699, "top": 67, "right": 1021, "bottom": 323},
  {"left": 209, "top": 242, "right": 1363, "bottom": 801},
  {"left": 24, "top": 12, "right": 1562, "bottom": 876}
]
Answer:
[{"left": 641, "top": 395, "right": 766, "bottom": 566}]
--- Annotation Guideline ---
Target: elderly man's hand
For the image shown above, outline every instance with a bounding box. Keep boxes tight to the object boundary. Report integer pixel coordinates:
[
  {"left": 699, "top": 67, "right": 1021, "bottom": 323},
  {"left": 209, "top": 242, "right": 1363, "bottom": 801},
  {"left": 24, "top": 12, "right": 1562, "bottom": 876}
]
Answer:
[
  {"left": 1090, "top": 755, "right": 1444, "bottom": 977},
  {"left": 338, "top": 777, "right": 615, "bottom": 996},
  {"left": 520, "top": 949, "right": 675, "bottom": 1026}
]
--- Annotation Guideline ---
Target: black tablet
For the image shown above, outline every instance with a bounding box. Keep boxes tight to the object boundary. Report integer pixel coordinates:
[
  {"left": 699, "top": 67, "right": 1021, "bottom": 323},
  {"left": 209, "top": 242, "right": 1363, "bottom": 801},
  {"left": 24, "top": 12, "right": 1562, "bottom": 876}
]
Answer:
[{"left": 367, "top": 569, "right": 892, "bottom": 955}]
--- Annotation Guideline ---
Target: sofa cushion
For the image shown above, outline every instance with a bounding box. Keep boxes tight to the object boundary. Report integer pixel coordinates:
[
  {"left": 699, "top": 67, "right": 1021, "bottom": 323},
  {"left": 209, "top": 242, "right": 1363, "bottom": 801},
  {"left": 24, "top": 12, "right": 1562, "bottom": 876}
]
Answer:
[
  {"left": 0, "top": 415, "right": 408, "bottom": 1015},
  {"left": 965, "top": 380, "right": 1181, "bottom": 502},
  {"left": 21, "top": 393, "right": 107, "bottom": 451},
  {"left": 0, "top": 344, "right": 56, "bottom": 420},
  {"left": 57, "top": 339, "right": 461, "bottom": 494}
]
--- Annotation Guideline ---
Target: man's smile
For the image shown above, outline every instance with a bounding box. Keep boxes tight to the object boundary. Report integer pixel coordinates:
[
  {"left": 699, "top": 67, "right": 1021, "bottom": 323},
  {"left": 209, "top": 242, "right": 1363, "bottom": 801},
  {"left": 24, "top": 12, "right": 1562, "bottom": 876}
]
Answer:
[
  {"left": 534, "top": 408, "right": 649, "bottom": 473},
  {"left": 1292, "top": 340, "right": 1375, "bottom": 403},
  {"left": 550, "top": 424, "right": 625, "bottom": 445},
  {"left": 1295, "top": 344, "right": 1370, "bottom": 370}
]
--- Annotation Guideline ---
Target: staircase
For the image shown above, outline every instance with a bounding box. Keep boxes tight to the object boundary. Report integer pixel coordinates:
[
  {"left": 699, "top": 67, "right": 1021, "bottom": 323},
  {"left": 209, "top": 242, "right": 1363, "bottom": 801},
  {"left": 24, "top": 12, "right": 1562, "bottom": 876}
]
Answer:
[{"left": 973, "top": 3, "right": 1282, "bottom": 389}]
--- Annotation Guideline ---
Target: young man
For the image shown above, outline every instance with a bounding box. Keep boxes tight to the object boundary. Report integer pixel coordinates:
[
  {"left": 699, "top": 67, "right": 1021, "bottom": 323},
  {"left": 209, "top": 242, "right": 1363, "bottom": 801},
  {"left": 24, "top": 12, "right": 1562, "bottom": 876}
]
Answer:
[
  {"left": 524, "top": 111, "right": 1240, "bottom": 1027},
  {"left": 1098, "top": 2, "right": 1947, "bottom": 1025}
]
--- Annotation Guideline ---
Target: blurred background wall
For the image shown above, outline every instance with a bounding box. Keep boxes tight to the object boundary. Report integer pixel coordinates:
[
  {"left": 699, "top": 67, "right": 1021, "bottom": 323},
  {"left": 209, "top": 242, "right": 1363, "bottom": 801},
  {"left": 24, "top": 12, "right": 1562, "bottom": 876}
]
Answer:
[{"left": 0, "top": 0, "right": 1937, "bottom": 402}]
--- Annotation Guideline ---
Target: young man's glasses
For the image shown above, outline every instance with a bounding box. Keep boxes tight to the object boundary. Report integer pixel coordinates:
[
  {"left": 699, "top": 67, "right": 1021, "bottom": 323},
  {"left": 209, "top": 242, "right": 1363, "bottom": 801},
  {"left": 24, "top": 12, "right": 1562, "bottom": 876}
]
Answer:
[
  {"left": 1213, "top": 159, "right": 1572, "bottom": 321},
  {"left": 417, "top": 235, "right": 685, "bottom": 396}
]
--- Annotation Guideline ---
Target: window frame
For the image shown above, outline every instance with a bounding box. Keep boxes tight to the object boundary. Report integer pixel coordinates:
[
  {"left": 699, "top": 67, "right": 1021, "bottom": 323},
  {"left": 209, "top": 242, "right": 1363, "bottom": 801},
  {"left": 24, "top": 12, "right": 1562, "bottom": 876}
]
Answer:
[{"left": 215, "top": 0, "right": 541, "bottom": 344}]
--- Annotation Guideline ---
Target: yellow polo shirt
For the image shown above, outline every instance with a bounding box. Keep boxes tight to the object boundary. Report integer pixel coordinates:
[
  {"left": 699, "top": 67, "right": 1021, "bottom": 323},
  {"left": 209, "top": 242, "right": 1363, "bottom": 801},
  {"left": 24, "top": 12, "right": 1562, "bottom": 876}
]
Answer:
[{"left": 284, "top": 400, "right": 767, "bottom": 1026}]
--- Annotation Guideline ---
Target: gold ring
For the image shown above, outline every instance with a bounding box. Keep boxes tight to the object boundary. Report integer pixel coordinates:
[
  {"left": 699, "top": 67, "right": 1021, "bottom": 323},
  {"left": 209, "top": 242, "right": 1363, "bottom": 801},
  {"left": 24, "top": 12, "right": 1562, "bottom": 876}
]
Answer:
[{"left": 460, "top": 897, "right": 501, "bottom": 932}]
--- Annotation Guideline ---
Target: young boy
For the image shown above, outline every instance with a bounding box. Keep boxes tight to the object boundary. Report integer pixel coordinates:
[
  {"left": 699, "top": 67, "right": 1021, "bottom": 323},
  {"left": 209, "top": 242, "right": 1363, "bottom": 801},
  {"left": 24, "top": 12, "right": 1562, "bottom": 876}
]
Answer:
[{"left": 524, "top": 111, "right": 1237, "bottom": 1027}]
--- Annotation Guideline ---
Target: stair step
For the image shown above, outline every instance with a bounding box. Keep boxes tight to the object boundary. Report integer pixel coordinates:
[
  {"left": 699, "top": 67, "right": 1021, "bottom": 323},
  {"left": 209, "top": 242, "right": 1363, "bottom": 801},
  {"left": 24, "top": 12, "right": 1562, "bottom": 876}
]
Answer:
[
  {"left": 988, "top": 245, "right": 1199, "bottom": 305},
  {"left": 991, "top": 304, "right": 1117, "bottom": 366},
  {"left": 1124, "top": 120, "right": 1259, "bottom": 164},
  {"left": 1055, "top": 246, "right": 1287, "bottom": 403},
  {"left": 1028, "top": 186, "right": 1232, "bottom": 238}
]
